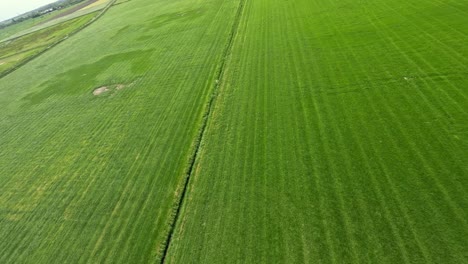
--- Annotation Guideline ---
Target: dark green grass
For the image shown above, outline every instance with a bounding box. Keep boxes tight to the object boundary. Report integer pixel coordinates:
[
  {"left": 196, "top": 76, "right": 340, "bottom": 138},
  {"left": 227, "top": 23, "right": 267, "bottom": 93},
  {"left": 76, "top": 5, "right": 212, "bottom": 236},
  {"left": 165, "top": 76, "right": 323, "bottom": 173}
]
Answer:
[{"left": 165, "top": 0, "right": 468, "bottom": 263}]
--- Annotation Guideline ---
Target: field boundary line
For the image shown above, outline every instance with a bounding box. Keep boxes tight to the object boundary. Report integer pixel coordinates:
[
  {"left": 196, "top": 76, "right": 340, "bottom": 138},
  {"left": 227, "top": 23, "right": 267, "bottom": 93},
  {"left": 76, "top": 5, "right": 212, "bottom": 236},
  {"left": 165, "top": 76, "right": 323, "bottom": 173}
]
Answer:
[
  {"left": 158, "top": 0, "right": 247, "bottom": 262},
  {"left": 0, "top": 0, "right": 117, "bottom": 80}
]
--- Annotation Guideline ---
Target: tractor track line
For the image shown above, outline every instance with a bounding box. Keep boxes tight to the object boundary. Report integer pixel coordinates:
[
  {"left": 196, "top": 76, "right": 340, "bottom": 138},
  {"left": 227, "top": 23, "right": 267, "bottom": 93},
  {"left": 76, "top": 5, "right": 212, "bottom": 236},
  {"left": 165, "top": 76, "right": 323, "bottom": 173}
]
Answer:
[{"left": 158, "top": 0, "right": 247, "bottom": 262}]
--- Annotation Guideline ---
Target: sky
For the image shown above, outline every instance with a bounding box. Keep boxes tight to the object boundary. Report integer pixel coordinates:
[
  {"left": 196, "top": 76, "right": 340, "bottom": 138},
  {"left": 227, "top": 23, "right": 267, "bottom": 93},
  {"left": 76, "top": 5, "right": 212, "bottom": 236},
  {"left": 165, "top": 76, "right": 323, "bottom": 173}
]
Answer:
[{"left": 0, "top": 0, "right": 59, "bottom": 22}]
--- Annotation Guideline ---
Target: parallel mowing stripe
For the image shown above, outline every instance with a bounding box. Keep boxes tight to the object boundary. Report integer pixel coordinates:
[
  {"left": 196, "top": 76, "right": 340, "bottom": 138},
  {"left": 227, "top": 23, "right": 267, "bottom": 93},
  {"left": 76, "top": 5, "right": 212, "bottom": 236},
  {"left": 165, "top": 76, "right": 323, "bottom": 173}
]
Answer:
[
  {"left": 364, "top": 7, "right": 466, "bottom": 144},
  {"left": 369, "top": 0, "right": 466, "bottom": 205},
  {"left": 5, "top": 15, "right": 159, "bottom": 261},
  {"left": 288, "top": 1, "right": 339, "bottom": 262},
  {"left": 0, "top": 1, "right": 235, "bottom": 263},
  {"left": 367, "top": 2, "right": 468, "bottom": 226},
  {"left": 393, "top": 10, "right": 467, "bottom": 104},
  {"left": 158, "top": 0, "right": 247, "bottom": 262},
  {"left": 283, "top": 1, "right": 337, "bottom": 261},
  {"left": 303, "top": 2, "right": 387, "bottom": 262},
  {"left": 293, "top": 3, "right": 358, "bottom": 262},
  {"left": 107, "top": 22, "right": 227, "bottom": 262},
  {"left": 322, "top": 4, "right": 413, "bottom": 263},
  {"left": 87, "top": 38, "right": 191, "bottom": 262},
  {"left": 435, "top": 0, "right": 468, "bottom": 17},
  {"left": 326, "top": 3, "right": 428, "bottom": 261},
  {"left": 358, "top": 2, "right": 465, "bottom": 260},
  {"left": 13, "top": 103, "right": 129, "bottom": 262},
  {"left": 0, "top": 93, "right": 113, "bottom": 260},
  {"left": 331, "top": 2, "right": 434, "bottom": 262},
  {"left": 224, "top": 43, "right": 251, "bottom": 261},
  {"left": 1, "top": 102, "right": 117, "bottom": 262},
  {"left": 316, "top": 1, "right": 362, "bottom": 262},
  {"left": 378, "top": 1, "right": 467, "bottom": 103},
  {"left": 405, "top": 1, "right": 468, "bottom": 41},
  {"left": 96, "top": 34, "right": 190, "bottom": 264},
  {"left": 69, "top": 100, "right": 135, "bottom": 262},
  {"left": 80, "top": 15, "right": 198, "bottom": 260},
  {"left": 277, "top": 3, "right": 303, "bottom": 261}
]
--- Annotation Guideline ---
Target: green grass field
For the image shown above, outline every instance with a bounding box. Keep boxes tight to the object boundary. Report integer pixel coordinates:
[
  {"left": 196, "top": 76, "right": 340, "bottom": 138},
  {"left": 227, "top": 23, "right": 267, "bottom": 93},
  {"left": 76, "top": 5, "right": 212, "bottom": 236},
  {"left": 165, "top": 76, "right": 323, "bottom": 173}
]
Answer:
[
  {"left": 0, "top": 0, "right": 467, "bottom": 263},
  {"left": 165, "top": 0, "right": 468, "bottom": 262}
]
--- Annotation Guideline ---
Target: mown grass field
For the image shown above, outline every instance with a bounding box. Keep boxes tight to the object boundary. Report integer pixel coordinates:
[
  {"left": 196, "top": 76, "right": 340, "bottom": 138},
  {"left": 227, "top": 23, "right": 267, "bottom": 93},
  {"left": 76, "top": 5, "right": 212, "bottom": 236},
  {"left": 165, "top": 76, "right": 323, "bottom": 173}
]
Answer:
[
  {"left": 0, "top": 0, "right": 240, "bottom": 262},
  {"left": 165, "top": 0, "right": 467, "bottom": 263},
  {"left": 0, "top": 0, "right": 467, "bottom": 263}
]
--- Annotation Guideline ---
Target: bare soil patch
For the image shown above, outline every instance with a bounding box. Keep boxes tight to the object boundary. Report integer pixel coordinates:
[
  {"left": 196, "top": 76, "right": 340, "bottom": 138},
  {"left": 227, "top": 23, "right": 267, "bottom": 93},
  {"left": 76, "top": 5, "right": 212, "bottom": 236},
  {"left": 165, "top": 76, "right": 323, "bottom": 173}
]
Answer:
[
  {"left": 93, "top": 86, "right": 109, "bottom": 95},
  {"left": 92, "top": 83, "right": 133, "bottom": 96}
]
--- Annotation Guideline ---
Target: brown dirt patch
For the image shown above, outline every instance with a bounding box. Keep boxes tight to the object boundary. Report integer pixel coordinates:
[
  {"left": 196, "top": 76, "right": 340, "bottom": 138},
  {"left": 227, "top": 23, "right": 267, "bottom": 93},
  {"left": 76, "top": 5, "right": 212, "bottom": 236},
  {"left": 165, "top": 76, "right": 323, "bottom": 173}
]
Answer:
[
  {"left": 93, "top": 86, "right": 109, "bottom": 95},
  {"left": 92, "top": 82, "right": 134, "bottom": 96}
]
